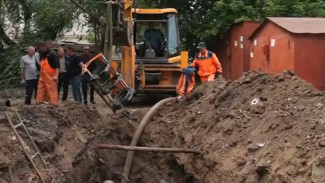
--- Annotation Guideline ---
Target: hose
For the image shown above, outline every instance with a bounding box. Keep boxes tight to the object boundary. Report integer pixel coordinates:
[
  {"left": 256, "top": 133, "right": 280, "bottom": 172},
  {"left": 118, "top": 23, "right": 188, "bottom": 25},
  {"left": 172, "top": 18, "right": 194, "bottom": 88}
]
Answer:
[{"left": 121, "top": 97, "right": 175, "bottom": 183}]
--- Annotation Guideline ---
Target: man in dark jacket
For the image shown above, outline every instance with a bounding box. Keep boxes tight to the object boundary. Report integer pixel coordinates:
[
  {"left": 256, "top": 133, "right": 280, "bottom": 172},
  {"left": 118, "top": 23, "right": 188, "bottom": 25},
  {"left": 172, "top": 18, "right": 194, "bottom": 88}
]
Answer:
[
  {"left": 81, "top": 45, "right": 95, "bottom": 105},
  {"left": 66, "top": 47, "right": 83, "bottom": 103}
]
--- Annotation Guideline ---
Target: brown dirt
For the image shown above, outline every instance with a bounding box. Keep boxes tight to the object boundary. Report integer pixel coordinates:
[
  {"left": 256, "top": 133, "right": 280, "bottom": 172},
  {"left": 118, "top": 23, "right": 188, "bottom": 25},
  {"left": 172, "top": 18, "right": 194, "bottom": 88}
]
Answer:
[
  {"left": 0, "top": 101, "right": 193, "bottom": 183},
  {"left": 142, "top": 70, "right": 325, "bottom": 183},
  {"left": 0, "top": 70, "right": 324, "bottom": 183},
  {"left": 0, "top": 102, "right": 108, "bottom": 182}
]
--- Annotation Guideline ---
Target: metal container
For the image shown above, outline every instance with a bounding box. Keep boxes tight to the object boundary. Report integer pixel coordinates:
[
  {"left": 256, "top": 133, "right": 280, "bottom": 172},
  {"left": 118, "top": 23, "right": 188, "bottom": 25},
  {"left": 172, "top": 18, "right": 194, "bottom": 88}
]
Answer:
[{"left": 250, "top": 17, "right": 325, "bottom": 90}]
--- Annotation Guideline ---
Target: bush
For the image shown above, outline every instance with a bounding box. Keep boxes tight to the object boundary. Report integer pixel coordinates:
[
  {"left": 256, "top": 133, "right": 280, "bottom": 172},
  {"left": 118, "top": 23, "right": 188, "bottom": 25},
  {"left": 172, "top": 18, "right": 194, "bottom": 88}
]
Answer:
[{"left": 0, "top": 44, "right": 27, "bottom": 80}]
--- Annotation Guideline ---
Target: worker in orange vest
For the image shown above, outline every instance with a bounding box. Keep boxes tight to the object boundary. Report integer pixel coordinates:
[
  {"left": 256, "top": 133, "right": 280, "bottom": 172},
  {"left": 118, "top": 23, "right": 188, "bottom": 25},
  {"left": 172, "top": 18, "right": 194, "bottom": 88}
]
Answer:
[
  {"left": 191, "top": 42, "right": 222, "bottom": 83},
  {"left": 36, "top": 41, "right": 60, "bottom": 105}
]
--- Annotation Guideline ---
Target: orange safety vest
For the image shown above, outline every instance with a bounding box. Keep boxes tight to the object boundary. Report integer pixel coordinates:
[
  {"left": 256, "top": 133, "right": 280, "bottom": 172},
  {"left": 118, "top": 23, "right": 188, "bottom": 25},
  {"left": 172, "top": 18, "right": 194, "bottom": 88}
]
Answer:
[
  {"left": 40, "top": 57, "right": 56, "bottom": 77},
  {"left": 192, "top": 51, "right": 222, "bottom": 77}
]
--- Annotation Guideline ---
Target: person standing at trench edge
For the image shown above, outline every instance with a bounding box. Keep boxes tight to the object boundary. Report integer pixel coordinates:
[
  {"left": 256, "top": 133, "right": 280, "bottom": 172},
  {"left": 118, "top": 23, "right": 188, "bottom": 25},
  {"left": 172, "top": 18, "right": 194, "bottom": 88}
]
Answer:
[
  {"left": 57, "top": 47, "right": 69, "bottom": 102},
  {"left": 176, "top": 42, "right": 223, "bottom": 100},
  {"left": 190, "top": 42, "right": 223, "bottom": 83},
  {"left": 20, "top": 46, "right": 39, "bottom": 105},
  {"left": 81, "top": 45, "right": 95, "bottom": 105},
  {"left": 66, "top": 47, "right": 83, "bottom": 103},
  {"left": 36, "top": 41, "right": 60, "bottom": 105}
]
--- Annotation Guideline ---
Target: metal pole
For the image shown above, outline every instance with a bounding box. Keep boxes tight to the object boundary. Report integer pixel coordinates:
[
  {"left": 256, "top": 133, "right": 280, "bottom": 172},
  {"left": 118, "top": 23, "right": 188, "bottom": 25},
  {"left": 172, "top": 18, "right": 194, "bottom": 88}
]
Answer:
[
  {"left": 95, "top": 144, "right": 202, "bottom": 154},
  {"left": 103, "top": 2, "right": 109, "bottom": 58},
  {"left": 104, "top": 1, "right": 113, "bottom": 62},
  {"left": 108, "top": 1, "right": 113, "bottom": 63}
]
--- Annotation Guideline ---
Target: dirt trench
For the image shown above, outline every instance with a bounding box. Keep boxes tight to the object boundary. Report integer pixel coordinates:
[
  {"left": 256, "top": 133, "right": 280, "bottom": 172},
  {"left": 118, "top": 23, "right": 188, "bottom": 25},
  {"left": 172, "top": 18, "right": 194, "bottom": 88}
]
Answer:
[
  {"left": 0, "top": 70, "right": 325, "bottom": 183},
  {"left": 0, "top": 101, "right": 196, "bottom": 183}
]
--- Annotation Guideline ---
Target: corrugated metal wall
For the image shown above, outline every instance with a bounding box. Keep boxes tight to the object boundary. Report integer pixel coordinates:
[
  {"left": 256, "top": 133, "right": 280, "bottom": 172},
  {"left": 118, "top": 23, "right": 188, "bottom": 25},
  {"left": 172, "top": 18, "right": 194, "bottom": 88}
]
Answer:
[
  {"left": 293, "top": 34, "right": 325, "bottom": 90},
  {"left": 230, "top": 22, "right": 260, "bottom": 80},
  {"left": 217, "top": 21, "right": 260, "bottom": 80}
]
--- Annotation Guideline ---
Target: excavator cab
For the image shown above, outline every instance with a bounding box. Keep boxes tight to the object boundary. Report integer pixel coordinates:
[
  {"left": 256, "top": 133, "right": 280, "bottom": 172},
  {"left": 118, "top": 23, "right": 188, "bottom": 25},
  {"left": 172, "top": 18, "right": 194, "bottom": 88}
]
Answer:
[
  {"left": 133, "top": 9, "right": 188, "bottom": 93},
  {"left": 134, "top": 10, "right": 180, "bottom": 59}
]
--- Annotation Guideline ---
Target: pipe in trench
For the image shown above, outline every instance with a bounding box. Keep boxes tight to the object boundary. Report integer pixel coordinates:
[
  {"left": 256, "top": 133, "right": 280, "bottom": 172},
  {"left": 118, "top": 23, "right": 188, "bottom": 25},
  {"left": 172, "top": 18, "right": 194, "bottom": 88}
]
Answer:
[
  {"left": 95, "top": 144, "right": 202, "bottom": 154},
  {"left": 121, "top": 97, "right": 175, "bottom": 183}
]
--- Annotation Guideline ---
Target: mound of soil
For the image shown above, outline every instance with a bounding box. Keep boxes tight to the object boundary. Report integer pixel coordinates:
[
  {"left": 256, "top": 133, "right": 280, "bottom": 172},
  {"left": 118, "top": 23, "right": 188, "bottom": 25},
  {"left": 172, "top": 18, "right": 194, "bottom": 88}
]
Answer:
[{"left": 143, "top": 70, "right": 325, "bottom": 183}]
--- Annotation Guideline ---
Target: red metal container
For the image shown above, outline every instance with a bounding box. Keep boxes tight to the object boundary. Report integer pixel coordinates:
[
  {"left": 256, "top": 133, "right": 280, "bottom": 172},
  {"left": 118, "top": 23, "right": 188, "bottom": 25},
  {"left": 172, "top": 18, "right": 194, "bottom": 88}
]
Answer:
[
  {"left": 230, "top": 21, "right": 260, "bottom": 80},
  {"left": 250, "top": 17, "right": 325, "bottom": 90},
  {"left": 216, "top": 21, "right": 260, "bottom": 80}
]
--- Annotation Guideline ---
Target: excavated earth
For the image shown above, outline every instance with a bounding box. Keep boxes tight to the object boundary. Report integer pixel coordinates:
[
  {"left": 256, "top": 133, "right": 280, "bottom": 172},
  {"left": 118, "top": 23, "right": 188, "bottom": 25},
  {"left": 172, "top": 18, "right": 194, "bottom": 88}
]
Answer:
[
  {"left": 0, "top": 103, "right": 191, "bottom": 183},
  {"left": 144, "top": 70, "right": 325, "bottom": 183},
  {"left": 0, "top": 70, "right": 324, "bottom": 183}
]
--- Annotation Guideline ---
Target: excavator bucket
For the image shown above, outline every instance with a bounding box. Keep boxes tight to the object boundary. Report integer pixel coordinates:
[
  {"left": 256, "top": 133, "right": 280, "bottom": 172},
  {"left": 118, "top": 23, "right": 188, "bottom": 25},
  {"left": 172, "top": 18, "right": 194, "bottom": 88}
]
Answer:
[{"left": 82, "top": 53, "right": 135, "bottom": 112}]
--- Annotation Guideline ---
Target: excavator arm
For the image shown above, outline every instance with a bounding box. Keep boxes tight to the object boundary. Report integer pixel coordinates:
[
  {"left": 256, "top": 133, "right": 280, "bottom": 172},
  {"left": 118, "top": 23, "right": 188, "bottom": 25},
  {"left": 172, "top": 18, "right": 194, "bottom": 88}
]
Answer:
[
  {"left": 70, "top": 0, "right": 136, "bottom": 112},
  {"left": 82, "top": 53, "right": 134, "bottom": 112}
]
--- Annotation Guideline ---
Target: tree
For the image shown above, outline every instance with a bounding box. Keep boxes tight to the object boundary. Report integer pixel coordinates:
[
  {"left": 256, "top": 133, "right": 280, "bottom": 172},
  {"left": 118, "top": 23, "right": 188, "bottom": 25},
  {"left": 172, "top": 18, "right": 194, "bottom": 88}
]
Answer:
[
  {"left": 0, "top": 0, "right": 19, "bottom": 46},
  {"left": 32, "top": 0, "right": 77, "bottom": 40},
  {"left": 264, "top": 0, "right": 325, "bottom": 17}
]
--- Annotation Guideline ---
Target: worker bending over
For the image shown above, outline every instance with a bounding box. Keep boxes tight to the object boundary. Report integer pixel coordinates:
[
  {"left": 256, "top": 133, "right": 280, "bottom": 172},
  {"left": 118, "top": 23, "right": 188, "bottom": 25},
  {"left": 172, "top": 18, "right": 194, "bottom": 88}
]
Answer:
[
  {"left": 36, "top": 41, "right": 59, "bottom": 105},
  {"left": 191, "top": 42, "right": 222, "bottom": 82}
]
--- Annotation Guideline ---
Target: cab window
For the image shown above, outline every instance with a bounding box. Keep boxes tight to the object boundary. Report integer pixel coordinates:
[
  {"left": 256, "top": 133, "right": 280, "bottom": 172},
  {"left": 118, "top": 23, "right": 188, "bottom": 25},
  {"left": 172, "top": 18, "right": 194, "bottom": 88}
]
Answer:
[{"left": 135, "top": 22, "right": 167, "bottom": 58}]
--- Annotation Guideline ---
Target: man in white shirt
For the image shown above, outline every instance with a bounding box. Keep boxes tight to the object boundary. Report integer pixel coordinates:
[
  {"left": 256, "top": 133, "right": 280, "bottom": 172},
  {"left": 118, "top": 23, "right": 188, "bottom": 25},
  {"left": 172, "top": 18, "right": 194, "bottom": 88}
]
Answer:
[
  {"left": 57, "top": 47, "right": 69, "bottom": 101},
  {"left": 20, "top": 46, "right": 38, "bottom": 105}
]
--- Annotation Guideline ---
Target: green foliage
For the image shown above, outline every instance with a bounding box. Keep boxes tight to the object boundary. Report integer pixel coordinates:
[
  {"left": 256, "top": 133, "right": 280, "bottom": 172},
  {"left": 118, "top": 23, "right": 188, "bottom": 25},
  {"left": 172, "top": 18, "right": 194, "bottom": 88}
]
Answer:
[
  {"left": 264, "top": 0, "right": 325, "bottom": 17},
  {"left": 0, "top": 44, "right": 26, "bottom": 80},
  {"left": 32, "top": 0, "right": 76, "bottom": 40},
  {"left": 1, "top": 0, "right": 325, "bottom": 79},
  {"left": 0, "top": 0, "right": 105, "bottom": 79},
  {"left": 2, "top": 0, "right": 22, "bottom": 24}
]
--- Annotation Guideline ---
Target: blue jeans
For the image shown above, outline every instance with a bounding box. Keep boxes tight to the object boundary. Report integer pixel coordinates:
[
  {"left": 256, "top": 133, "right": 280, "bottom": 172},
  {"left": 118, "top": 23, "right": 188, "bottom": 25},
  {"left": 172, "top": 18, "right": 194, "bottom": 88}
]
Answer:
[{"left": 69, "top": 75, "right": 82, "bottom": 103}]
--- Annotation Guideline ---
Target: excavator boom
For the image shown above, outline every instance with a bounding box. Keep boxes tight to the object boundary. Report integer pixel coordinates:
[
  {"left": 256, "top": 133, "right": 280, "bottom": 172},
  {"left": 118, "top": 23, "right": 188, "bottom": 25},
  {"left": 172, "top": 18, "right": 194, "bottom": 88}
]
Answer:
[{"left": 71, "top": 0, "right": 188, "bottom": 111}]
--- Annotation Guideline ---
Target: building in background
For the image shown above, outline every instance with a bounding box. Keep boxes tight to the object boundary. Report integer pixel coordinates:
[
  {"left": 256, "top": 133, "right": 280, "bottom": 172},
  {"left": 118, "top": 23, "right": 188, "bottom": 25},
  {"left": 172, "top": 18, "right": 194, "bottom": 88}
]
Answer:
[
  {"left": 249, "top": 17, "right": 325, "bottom": 90},
  {"left": 57, "top": 24, "right": 90, "bottom": 44},
  {"left": 216, "top": 21, "right": 260, "bottom": 80}
]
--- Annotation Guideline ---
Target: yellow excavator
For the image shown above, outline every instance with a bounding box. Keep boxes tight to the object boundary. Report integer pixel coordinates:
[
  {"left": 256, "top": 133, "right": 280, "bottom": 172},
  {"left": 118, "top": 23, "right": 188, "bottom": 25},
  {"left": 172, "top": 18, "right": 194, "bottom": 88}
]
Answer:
[{"left": 71, "top": 0, "right": 188, "bottom": 111}]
